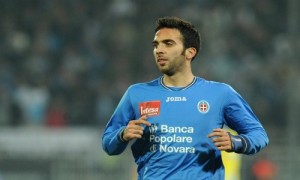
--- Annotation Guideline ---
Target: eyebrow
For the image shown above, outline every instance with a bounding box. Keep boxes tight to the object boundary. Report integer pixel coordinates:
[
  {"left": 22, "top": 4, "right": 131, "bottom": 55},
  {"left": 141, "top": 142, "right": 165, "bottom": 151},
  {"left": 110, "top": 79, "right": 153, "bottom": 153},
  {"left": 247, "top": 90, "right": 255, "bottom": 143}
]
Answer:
[
  {"left": 152, "top": 40, "right": 158, "bottom": 45},
  {"left": 152, "top": 39, "right": 176, "bottom": 45}
]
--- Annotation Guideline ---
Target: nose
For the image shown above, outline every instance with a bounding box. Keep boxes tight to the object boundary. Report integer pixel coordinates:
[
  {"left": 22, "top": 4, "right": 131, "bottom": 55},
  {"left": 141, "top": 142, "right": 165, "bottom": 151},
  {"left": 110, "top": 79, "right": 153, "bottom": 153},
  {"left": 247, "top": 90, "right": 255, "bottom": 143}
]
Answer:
[{"left": 154, "top": 44, "right": 164, "bottom": 54}]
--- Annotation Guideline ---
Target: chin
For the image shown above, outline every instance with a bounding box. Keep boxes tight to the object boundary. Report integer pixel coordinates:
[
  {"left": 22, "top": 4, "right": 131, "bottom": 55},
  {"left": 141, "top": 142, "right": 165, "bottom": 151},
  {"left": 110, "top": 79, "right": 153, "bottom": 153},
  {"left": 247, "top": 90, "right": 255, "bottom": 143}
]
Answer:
[{"left": 160, "top": 69, "right": 175, "bottom": 76}]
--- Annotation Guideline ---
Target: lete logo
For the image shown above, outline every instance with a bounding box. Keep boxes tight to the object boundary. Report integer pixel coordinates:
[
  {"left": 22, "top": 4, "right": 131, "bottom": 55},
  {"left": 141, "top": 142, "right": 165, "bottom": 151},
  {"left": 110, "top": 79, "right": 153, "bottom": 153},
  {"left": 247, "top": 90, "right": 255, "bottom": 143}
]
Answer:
[{"left": 139, "top": 100, "right": 161, "bottom": 116}]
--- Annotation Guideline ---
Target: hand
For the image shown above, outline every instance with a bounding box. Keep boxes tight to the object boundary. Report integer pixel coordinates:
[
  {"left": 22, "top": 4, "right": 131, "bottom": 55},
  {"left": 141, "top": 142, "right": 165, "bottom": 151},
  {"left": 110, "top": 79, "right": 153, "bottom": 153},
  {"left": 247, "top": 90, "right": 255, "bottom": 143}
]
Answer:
[
  {"left": 123, "top": 115, "right": 151, "bottom": 141},
  {"left": 207, "top": 128, "right": 233, "bottom": 152}
]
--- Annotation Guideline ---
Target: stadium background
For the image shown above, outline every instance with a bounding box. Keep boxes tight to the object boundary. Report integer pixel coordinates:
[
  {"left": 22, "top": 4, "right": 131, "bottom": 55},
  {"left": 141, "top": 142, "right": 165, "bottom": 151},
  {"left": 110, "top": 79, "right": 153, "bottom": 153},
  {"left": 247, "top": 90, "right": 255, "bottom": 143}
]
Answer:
[{"left": 0, "top": 0, "right": 299, "bottom": 179}]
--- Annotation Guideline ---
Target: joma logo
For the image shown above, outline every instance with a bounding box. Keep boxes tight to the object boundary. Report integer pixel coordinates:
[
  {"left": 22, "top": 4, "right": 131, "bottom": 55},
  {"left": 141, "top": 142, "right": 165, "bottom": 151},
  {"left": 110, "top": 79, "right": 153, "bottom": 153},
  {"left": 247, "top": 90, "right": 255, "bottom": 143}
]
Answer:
[{"left": 166, "top": 96, "right": 187, "bottom": 102}]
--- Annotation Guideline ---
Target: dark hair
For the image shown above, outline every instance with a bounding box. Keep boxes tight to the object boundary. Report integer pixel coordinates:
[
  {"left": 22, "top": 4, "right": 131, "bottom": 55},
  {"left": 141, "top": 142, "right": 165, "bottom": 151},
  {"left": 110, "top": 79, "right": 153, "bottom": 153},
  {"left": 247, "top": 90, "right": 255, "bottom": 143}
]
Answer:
[{"left": 155, "top": 16, "right": 201, "bottom": 60}]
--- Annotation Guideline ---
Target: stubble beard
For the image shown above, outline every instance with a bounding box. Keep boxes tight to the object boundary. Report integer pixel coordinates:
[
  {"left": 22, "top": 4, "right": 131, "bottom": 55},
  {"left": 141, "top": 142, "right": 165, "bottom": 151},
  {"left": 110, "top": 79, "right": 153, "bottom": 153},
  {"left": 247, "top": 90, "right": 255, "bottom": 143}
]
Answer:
[
  {"left": 158, "top": 50, "right": 186, "bottom": 76},
  {"left": 158, "top": 58, "right": 185, "bottom": 76},
  {"left": 160, "top": 66, "right": 175, "bottom": 76}
]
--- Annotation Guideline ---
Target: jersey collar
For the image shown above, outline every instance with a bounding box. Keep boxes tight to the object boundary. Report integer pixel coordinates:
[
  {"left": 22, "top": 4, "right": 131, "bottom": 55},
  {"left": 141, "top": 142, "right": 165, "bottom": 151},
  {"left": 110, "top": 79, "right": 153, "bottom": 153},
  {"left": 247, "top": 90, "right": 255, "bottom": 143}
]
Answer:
[{"left": 160, "top": 76, "right": 197, "bottom": 91}]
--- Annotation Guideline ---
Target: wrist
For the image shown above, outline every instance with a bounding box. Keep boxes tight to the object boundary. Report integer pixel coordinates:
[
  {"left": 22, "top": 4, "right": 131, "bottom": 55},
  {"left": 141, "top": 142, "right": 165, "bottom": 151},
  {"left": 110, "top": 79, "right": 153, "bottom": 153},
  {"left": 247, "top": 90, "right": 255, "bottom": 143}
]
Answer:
[
  {"left": 229, "top": 133, "right": 245, "bottom": 153},
  {"left": 119, "top": 128, "right": 129, "bottom": 142}
]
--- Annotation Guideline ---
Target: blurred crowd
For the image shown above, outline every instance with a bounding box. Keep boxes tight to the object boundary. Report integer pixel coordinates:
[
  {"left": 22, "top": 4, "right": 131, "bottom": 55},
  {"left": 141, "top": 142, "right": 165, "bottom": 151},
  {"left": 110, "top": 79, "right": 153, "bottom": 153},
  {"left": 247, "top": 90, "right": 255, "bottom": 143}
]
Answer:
[{"left": 0, "top": 0, "right": 298, "bottom": 128}]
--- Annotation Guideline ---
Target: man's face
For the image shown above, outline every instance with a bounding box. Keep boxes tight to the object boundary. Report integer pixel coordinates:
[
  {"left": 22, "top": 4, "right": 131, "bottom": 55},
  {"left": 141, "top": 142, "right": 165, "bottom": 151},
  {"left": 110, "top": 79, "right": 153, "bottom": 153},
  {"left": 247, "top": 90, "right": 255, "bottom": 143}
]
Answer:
[{"left": 152, "top": 28, "right": 186, "bottom": 76}]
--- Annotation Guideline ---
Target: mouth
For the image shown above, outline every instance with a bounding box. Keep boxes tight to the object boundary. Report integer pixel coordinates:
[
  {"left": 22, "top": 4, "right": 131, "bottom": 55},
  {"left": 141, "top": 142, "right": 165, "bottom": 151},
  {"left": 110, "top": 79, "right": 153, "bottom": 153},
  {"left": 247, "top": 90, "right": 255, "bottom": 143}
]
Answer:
[{"left": 157, "top": 58, "right": 168, "bottom": 65}]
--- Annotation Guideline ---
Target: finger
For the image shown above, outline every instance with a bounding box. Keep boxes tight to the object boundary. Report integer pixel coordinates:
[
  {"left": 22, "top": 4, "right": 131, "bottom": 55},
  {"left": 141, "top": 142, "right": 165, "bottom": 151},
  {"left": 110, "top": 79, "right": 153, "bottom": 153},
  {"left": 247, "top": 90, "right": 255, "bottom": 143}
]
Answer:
[
  {"left": 215, "top": 143, "right": 232, "bottom": 151},
  {"left": 207, "top": 129, "right": 227, "bottom": 138},
  {"left": 217, "top": 145, "right": 232, "bottom": 151},
  {"left": 127, "top": 125, "right": 144, "bottom": 132},
  {"left": 128, "top": 121, "right": 145, "bottom": 129},
  {"left": 208, "top": 132, "right": 222, "bottom": 138},
  {"left": 135, "top": 116, "right": 151, "bottom": 126},
  {"left": 123, "top": 127, "right": 144, "bottom": 140},
  {"left": 214, "top": 140, "right": 231, "bottom": 147},
  {"left": 125, "top": 133, "right": 143, "bottom": 140},
  {"left": 207, "top": 132, "right": 217, "bottom": 138},
  {"left": 211, "top": 134, "right": 230, "bottom": 141},
  {"left": 213, "top": 140, "right": 232, "bottom": 150},
  {"left": 140, "top": 115, "right": 149, "bottom": 120},
  {"left": 212, "top": 128, "right": 223, "bottom": 132},
  {"left": 135, "top": 119, "right": 151, "bottom": 127},
  {"left": 126, "top": 128, "right": 144, "bottom": 136}
]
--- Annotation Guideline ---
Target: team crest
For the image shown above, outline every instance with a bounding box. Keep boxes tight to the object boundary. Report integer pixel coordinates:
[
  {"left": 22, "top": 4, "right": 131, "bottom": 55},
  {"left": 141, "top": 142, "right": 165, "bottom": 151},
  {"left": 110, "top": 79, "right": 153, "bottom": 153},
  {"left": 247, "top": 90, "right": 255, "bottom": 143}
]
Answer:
[{"left": 197, "top": 100, "right": 210, "bottom": 114}]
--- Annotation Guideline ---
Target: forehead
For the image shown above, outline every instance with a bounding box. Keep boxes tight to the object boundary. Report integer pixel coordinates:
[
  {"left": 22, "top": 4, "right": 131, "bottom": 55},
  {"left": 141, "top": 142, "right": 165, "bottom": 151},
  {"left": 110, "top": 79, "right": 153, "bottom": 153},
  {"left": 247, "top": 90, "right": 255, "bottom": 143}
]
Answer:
[{"left": 153, "top": 28, "right": 183, "bottom": 42}]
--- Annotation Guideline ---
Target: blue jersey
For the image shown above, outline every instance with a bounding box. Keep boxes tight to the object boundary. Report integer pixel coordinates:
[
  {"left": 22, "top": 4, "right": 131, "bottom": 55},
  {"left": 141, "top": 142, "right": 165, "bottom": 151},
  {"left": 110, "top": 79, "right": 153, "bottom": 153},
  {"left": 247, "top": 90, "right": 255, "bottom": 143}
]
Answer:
[{"left": 102, "top": 77, "right": 269, "bottom": 180}]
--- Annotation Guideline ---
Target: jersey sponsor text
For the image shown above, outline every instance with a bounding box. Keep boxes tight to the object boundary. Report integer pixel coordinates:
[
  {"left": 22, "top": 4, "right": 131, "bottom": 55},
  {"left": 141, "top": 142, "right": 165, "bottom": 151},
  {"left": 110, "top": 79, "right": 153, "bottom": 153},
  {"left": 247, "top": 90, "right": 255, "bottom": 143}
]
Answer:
[{"left": 149, "top": 124, "right": 195, "bottom": 153}]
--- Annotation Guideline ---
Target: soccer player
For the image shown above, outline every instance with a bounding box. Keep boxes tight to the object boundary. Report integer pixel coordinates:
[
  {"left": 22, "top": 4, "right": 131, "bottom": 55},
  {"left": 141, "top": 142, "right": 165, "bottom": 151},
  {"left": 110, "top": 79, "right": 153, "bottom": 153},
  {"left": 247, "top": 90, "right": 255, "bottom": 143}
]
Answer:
[{"left": 102, "top": 16, "right": 269, "bottom": 179}]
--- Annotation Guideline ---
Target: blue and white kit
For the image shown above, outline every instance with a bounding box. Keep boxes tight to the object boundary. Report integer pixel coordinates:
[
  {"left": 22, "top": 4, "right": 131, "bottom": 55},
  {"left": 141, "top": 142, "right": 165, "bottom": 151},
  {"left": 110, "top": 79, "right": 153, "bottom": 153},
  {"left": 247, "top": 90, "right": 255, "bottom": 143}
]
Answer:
[{"left": 102, "top": 77, "right": 269, "bottom": 179}]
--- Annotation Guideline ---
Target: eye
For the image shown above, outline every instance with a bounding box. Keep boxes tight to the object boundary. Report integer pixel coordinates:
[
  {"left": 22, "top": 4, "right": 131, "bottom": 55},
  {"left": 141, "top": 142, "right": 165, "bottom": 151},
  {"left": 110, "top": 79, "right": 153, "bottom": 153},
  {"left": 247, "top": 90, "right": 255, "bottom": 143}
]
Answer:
[
  {"left": 152, "top": 42, "right": 158, "bottom": 48},
  {"left": 165, "top": 41, "right": 174, "bottom": 46}
]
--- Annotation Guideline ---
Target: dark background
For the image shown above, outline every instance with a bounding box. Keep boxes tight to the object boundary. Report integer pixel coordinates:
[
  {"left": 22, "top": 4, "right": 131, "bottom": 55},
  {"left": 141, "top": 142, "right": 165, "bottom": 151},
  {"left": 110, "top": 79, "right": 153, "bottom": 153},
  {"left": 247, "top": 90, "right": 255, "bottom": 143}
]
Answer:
[{"left": 0, "top": 0, "right": 299, "bottom": 179}]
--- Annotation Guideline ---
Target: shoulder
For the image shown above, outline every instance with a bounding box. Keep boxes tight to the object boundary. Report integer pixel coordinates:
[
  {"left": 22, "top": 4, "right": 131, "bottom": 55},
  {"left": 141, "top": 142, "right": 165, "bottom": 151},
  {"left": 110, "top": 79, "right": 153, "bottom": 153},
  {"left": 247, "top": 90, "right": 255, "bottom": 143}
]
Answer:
[
  {"left": 196, "top": 77, "right": 234, "bottom": 92},
  {"left": 127, "top": 77, "right": 161, "bottom": 92}
]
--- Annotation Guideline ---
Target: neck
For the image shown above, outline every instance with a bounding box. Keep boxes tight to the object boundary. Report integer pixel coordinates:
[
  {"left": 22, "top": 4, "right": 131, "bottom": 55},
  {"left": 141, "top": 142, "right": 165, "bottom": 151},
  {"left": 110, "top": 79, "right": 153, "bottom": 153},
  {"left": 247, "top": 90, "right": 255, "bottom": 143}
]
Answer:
[{"left": 163, "top": 72, "right": 195, "bottom": 87}]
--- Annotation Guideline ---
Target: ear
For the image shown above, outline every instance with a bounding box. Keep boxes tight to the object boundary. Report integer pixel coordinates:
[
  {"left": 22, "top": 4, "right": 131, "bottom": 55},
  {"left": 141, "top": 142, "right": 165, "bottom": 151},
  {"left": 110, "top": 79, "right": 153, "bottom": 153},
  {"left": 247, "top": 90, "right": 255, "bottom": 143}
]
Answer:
[{"left": 185, "top": 47, "right": 197, "bottom": 60}]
